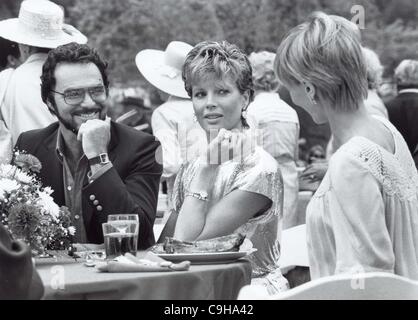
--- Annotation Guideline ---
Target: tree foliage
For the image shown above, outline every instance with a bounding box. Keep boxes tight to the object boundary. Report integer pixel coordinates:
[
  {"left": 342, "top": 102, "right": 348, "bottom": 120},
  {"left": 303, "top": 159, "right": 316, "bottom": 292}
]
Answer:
[
  {"left": 4, "top": 0, "right": 418, "bottom": 84},
  {"left": 1, "top": 0, "right": 417, "bottom": 152}
]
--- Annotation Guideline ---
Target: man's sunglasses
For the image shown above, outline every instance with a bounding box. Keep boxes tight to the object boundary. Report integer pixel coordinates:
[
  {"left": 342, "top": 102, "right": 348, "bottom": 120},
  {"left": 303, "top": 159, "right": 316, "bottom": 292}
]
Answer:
[{"left": 51, "top": 86, "right": 107, "bottom": 106}]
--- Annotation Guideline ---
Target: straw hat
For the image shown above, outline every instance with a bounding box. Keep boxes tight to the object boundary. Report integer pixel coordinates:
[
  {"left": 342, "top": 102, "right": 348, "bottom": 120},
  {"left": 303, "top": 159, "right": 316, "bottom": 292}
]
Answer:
[
  {"left": 0, "top": 0, "right": 87, "bottom": 49},
  {"left": 135, "top": 41, "right": 193, "bottom": 99}
]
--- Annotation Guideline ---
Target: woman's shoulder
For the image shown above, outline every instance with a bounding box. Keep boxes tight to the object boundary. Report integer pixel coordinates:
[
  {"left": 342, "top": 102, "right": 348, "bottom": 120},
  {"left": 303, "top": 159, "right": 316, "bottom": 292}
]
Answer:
[
  {"left": 329, "top": 136, "right": 392, "bottom": 180},
  {"left": 329, "top": 135, "right": 418, "bottom": 200}
]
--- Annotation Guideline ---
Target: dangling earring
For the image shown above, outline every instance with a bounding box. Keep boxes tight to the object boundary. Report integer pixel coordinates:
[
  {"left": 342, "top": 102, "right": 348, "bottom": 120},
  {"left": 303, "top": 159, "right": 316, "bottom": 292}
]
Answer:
[
  {"left": 241, "top": 109, "right": 248, "bottom": 120},
  {"left": 241, "top": 109, "right": 249, "bottom": 128},
  {"left": 193, "top": 113, "right": 197, "bottom": 122}
]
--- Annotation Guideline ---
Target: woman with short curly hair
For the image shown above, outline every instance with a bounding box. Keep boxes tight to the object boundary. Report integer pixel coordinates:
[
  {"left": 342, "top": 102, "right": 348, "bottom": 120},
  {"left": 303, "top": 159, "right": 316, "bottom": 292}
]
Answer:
[{"left": 161, "top": 40, "right": 289, "bottom": 294}]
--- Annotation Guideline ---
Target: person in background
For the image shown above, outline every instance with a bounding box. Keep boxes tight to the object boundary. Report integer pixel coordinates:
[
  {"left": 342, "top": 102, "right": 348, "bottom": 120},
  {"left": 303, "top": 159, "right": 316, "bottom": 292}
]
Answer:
[
  {"left": 111, "top": 89, "right": 153, "bottom": 135},
  {"left": 0, "top": 37, "right": 22, "bottom": 164},
  {"left": 135, "top": 41, "right": 206, "bottom": 208},
  {"left": 0, "top": 223, "right": 44, "bottom": 300},
  {"left": 0, "top": 37, "right": 22, "bottom": 71},
  {"left": 0, "top": 0, "right": 87, "bottom": 146},
  {"left": 362, "top": 47, "right": 388, "bottom": 119},
  {"left": 276, "top": 12, "right": 418, "bottom": 280},
  {"left": 386, "top": 59, "right": 418, "bottom": 168},
  {"left": 247, "top": 51, "right": 300, "bottom": 229},
  {"left": 160, "top": 40, "right": 289, "bottom": 294}
]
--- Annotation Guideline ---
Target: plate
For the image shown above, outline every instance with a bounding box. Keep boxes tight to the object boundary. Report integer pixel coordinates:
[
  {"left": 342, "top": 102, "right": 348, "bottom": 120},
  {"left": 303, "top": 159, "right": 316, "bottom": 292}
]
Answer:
[{"left": 157, "top": 249, "right": 257, "bottom": 264}]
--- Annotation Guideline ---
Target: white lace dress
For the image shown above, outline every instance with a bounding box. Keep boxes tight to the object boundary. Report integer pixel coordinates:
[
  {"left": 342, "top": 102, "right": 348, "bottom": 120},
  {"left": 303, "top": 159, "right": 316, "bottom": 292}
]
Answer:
[{"left": 307, "top": 116, "right": 418, "bottom": 280}]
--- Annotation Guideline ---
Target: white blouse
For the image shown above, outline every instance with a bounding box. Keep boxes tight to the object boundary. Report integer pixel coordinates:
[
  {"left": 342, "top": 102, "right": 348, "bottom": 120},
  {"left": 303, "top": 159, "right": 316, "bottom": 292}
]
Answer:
[{"left": 307, "top": 116, "right": 418, "bottom": 280}]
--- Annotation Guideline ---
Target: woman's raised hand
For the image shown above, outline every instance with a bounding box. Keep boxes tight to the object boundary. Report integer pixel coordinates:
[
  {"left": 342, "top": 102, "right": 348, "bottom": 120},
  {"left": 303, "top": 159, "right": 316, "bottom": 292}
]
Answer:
[{"left": 205, "top": 129, "right": 256, "bottom": 165}]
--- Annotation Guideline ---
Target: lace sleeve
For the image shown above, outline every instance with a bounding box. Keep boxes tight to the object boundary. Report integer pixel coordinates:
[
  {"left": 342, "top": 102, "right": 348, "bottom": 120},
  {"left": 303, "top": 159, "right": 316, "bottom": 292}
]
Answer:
[{"left": 328, "top": 151, "right": 395, "bottom": 274}]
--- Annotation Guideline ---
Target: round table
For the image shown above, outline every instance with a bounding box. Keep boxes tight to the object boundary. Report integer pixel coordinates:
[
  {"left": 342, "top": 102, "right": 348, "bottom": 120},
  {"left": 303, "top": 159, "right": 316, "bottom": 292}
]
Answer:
[{"left": 36, "top": 254, "right": 252, "bottom": 300}]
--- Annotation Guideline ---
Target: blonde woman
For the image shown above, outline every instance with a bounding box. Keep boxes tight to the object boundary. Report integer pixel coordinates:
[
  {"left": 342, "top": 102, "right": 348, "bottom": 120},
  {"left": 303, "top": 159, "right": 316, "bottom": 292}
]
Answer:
[
  {"left": 161, "top": 41, "right": 289, "bottom": 293},
  {"left": 301, "top": 46, "right": 389, "bottom": 181},
  {"left": 276, "top": 12, "right": 418, "bottom": 280}
]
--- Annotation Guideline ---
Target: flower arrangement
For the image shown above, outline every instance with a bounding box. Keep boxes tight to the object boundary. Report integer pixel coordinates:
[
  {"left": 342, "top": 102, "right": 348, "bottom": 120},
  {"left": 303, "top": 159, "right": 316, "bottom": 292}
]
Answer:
[{"left": 0, "top": 151, "right": 75, "bottom": 255}]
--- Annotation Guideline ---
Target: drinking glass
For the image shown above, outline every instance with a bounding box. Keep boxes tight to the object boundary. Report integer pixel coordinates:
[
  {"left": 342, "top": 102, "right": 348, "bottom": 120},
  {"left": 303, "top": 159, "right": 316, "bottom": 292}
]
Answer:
[
  {"left": 102, "top": 220, "right": 139, "bottom": 259},
  {"left": 107, "top": 214, "right": 139, "bottom": 222},
  {"left": 107, "top": 215, "right": 139, "bottom": 250}
]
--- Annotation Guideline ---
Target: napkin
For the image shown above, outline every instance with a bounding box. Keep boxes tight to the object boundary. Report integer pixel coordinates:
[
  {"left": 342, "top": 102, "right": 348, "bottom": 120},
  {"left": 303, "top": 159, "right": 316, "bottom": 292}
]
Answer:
[{"left": 95, "top": 251, "right": 191, "bottom": 273}]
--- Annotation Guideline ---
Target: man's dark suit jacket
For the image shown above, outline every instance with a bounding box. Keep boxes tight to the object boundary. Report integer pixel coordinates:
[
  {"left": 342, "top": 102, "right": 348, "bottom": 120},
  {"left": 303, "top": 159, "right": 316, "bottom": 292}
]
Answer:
[
  {"left": 15, "top": 122, "right": 163, "bottom": 249},
  {"left": 387, "top": 90, "right": 418, "bottom": 168}
]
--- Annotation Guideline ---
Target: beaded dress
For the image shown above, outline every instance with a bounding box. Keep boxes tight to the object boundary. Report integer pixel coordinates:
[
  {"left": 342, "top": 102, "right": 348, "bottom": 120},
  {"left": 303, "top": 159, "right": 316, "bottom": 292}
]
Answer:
[{"left": 171, "top": 146, "right": 289, "bottom": 293}]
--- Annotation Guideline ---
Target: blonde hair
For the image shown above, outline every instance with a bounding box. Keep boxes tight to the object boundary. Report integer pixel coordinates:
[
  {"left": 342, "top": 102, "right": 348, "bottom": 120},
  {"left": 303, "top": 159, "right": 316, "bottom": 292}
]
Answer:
[
  {"left": 330, "top": 15, "right": 361, "bottom": 42},
  {"left": 182, "top": 40, "right": 254, "bottom": 128},
  {"left": 362, "top": 47, "right": 383, "bottom": 90},
  {"left": 182, "top": 41, "right": 254, "bottom": 101},
  {"left": 275, "top": 12, "right": 368, "bottom": 111},
  {"left": 395, "top": 59, "right": 418, "bottom": 87},
  {"left": 248, "top": 51, "right": 279, "bottom": 92}
]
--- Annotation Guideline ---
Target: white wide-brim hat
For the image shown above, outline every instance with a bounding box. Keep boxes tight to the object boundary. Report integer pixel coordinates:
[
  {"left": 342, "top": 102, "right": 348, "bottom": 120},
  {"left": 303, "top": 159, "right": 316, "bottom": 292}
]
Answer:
[
  {"left": 0, "top": 0, "right": 87, "bottom": 49},
  {"left": 135, "top": 41, "right": 193, "bottom": 99}
]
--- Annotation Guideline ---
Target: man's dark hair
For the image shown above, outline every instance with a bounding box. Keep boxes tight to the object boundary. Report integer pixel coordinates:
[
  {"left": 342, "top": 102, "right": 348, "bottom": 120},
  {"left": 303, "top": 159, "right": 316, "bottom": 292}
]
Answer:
[
  {"left": 41, "top": 42, "right": 109, "bottom": 106},
  {"left": 0, "top": 37, "right": 20, "bottom": 70}
]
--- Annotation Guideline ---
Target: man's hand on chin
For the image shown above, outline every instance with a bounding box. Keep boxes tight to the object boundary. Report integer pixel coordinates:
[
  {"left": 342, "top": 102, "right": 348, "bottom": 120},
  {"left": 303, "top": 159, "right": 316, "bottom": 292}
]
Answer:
[{"left": 77, "top": 117, "right": 111, "bottom": 159}]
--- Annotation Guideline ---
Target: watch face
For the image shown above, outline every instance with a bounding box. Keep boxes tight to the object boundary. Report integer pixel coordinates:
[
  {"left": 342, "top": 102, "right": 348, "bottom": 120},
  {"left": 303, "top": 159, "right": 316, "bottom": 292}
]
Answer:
[{"left": 99, "top": 153, "right": 109, "bottom": 164}]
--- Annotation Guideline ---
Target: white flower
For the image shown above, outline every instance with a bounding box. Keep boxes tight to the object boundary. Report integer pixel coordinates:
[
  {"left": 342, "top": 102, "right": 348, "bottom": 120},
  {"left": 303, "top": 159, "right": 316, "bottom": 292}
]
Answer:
[
  {"left": 68, "top": 226, "right": 76, "bottom": 236},
  {"left": 0, "top": 164, "right": 15, "bottom": 178},
  {"left": 44, "top": 187, "right": 54, "bottom": 195},
  {"left": 14, "top": 170, "right": 33, "bottom": 184},
  {"left": 0, "top": 178, "right": 20, "bottom": 193},
  {"left": 37, "top": 191, "right": 60, "bottom": 221}
]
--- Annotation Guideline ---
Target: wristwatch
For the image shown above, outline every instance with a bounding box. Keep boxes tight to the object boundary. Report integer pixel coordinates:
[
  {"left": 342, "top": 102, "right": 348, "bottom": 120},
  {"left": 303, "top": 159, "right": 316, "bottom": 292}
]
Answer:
[
  {"left": 88, "top": 153, "right": 110, "bottom": 166},
  {"left": 185, "top": 190, "right": 209, "bottom": 201}
]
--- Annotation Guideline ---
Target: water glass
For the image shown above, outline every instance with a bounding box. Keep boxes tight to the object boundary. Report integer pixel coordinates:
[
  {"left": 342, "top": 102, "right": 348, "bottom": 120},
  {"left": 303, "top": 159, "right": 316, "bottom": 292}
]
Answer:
[{"left": 102, "top": 220, "right": 139, "bottom": 259}]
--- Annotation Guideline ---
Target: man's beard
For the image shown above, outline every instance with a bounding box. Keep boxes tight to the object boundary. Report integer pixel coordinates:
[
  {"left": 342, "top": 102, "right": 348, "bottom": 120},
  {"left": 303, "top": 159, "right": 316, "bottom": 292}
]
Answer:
[
  {"left": 51, "top": 102, "right": 106, "bottom": 135},
  {"left": 56, "top": 112, "right": 79, "bottom": 134}
]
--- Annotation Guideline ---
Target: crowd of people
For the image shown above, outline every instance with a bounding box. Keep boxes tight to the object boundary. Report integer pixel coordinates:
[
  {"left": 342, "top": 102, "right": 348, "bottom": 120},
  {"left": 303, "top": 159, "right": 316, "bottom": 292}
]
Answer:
[{"left": 1, "top": 0, "right": 418, "bottom": 299}]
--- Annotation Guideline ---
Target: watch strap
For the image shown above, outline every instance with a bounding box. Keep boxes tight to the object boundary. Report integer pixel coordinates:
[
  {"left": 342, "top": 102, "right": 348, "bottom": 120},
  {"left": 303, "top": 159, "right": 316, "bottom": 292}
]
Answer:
[{"left": 88, "top": 153, "right": 110, "bottom": 166}]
